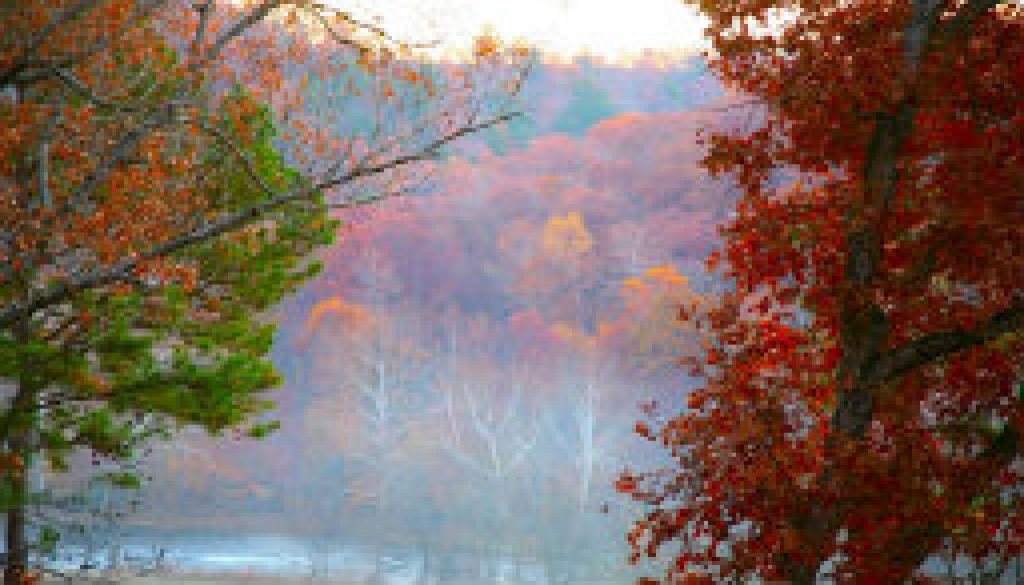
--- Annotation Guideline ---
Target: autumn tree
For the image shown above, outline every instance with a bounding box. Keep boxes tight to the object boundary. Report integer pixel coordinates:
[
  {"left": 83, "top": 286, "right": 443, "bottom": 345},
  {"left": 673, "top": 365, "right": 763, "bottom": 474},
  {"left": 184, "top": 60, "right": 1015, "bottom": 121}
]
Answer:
[
  {"left": 0, "top": 87, "right": 330, "bottom": 581},
  {"left": 513, "top": 211, "right": 606, "bottom": 329},
  {"left": 300, "top": 297, "right": 445, "bottom": 578},
  {"left": 432, "top": 316, "right": 542, "bottom": 581},
  {"left": 621, "top": 1, "right": 1024, "bottom": 583},
  {"left": 617, "top": 265, "right": 707, "bottom": 382},
  {"left": 0, "top": 1, "right": 527, "bottom": 581}
]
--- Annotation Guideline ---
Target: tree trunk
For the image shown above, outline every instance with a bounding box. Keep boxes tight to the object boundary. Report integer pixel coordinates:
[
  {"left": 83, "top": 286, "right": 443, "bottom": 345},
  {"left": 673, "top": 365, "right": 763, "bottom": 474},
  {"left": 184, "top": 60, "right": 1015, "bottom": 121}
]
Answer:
[
  {"left": 488, "top": 546, "right": 500, "bottom": 584},
  {"left": 4, "top": 464, "right": 28, "bottom": 585},
  {"left": 777, "top": 550, "right": 820, "bottom": 585},
  {"left": 310, "top": 539, "right": 328, "bottom": 579},
  {"left": 110, "top": 542, "right": 121, "bottom": 570},
  {"left": 947, "top": 555, "right": 957, "bottom": 584},
  {"left": 418, "top": 540, "right": 430, "bottom": 585},
  {"left": 4, "top": 372, "right": 36, "bottom": 585},
  {"left": 367, "top": 543, "right": 384, "bottom": 585},
  {"left": 436, "top": 551, "right": 455, "bottom": 585}
]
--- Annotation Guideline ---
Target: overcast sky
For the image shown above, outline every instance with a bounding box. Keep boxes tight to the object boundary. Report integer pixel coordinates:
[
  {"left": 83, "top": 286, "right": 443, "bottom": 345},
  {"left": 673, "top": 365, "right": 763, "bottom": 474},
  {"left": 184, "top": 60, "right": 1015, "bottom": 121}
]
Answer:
[{"left": 338, "top": 0, "right": 709, "bottom": 62}]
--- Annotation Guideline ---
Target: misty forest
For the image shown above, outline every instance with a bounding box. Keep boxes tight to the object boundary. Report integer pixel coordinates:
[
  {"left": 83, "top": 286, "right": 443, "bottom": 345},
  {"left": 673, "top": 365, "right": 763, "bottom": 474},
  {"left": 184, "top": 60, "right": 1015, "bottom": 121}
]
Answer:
[{"left": 3, "top": 1, "right": 1024, "bottom": 584}]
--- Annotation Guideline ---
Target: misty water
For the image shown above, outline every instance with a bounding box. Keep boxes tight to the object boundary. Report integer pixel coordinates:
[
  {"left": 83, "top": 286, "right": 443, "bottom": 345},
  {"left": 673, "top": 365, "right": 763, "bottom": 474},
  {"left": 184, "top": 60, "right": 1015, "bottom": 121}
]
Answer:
[
  {"left": 30, "top": 531, "right": 560, "bottom": 582},
  {"left": 41, "top": 533, "right": 413, "bottom": 578}
]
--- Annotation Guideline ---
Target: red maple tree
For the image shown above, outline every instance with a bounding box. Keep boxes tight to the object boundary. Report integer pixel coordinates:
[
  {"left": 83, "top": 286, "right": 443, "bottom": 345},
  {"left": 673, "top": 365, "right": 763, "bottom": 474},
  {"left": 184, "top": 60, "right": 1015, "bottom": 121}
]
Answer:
[{"left": 622, "top": 1, "right": 1024, "bottom": 583}]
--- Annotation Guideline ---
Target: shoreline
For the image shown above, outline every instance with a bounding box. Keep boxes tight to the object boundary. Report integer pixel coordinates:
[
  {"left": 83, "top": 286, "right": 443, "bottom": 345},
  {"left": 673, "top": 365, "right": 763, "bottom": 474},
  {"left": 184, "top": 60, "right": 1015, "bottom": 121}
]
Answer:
[{"left": 43, "top": 574, "right": 362, "bottom": 585}]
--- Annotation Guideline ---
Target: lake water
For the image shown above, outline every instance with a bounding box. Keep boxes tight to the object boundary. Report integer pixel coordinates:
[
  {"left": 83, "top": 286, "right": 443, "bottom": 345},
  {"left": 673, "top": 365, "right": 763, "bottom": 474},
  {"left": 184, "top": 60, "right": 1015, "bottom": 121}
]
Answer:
[{"left": 41, "top": 534, "right": 425, "bottom": 582}]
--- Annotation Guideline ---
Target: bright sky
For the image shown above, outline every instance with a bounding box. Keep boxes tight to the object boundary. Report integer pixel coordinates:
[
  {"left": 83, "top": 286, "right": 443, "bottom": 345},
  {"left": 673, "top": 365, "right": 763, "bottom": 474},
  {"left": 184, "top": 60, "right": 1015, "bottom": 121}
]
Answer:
[{"left": 341, "top": 0, "right": 710, "bottom": 62}]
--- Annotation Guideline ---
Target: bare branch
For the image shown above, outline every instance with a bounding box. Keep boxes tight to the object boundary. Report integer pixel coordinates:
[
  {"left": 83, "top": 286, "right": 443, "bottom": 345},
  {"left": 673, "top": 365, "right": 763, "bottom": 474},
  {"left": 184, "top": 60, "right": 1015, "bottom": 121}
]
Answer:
[
  {"left": 35, "top": 117, "right": 55, "bottom": 210},
  {"left": 53, "top": 69, "right": 125, "bottom": 110},
  {"left": 190, "top": 0, "right": 216, "bottom": 60},
  {"left": 304, "top": 3, "right": 438, "bottom": 50},
  {"left": 317, "top": 111, "right": 521, "bottom": 193},
  {"left": 301, "top": 7, "right": 369, "bottom": 51},
  {"left": 192, "top": 0, "right": 282, "bottom": 72}
]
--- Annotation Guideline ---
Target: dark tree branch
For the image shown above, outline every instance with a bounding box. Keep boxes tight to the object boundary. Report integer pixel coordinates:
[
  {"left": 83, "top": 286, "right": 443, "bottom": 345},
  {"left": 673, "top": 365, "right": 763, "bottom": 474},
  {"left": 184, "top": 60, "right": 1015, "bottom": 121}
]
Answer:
[
  {"left": 0, "top": 0, "right": 96, "bottom": 87},
  {"left": 190, "top": 0, "right": 215, "bottom": 60},
  {"left": 940, "top": 0, "right": 1005, "bottom": 43},
  {"left": 863, "top": 297, "right": 1024, "bottom": 387},
  {"left": 302, "top": 3, "right": 438, "bottom": 50},
  {"left": 53, "top": 69, "right": 126, "bottom": 110}
]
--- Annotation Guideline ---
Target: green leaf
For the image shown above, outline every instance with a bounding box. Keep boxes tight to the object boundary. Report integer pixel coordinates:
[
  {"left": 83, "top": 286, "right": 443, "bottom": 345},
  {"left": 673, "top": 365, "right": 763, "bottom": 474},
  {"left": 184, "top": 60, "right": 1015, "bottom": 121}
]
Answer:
[
  {"left": 100, "top": 472, "right": 142, "bottom": 490},
  {"left": 246, "top": 419, "right": 281, "bottom": 439}
]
